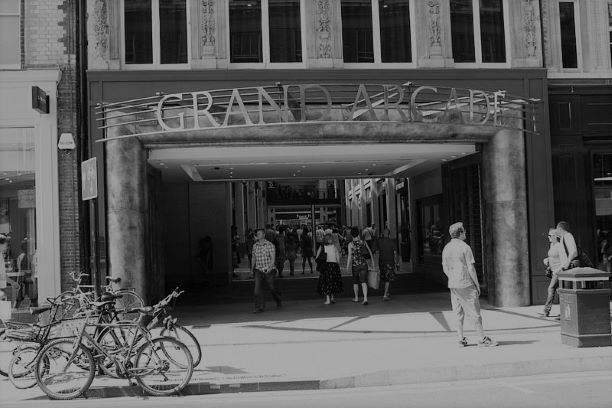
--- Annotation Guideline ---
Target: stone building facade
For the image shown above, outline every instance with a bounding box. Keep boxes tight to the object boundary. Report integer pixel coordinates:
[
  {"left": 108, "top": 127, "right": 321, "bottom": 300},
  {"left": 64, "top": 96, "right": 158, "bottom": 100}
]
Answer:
[{"left": 85, "top": 0, "right": 554, "bottom": 306}]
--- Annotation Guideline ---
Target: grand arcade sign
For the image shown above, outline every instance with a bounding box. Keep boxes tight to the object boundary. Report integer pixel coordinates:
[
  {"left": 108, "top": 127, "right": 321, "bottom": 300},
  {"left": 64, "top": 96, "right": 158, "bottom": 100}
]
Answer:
[{"left": 97, "top": 83, "right": 540, "bottom": 141}]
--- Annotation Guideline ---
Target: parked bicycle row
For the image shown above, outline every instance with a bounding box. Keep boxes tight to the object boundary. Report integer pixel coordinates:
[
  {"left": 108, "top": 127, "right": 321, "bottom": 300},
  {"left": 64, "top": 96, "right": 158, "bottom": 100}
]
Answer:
[{"left": 0, "top": 273, "right": 201, "bottom": 400}]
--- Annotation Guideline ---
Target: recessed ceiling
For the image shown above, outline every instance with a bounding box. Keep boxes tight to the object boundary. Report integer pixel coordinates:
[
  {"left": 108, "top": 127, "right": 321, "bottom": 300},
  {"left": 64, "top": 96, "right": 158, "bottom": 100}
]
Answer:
[{"left": 148, "top": 143, "right": 476, "bottom": 182}]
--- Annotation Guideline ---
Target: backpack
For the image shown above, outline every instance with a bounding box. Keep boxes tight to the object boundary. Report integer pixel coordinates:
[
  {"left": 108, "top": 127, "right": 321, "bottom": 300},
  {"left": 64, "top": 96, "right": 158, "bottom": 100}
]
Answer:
[{"left": 562, "top": 237, "right": 594, "bottom": 268}]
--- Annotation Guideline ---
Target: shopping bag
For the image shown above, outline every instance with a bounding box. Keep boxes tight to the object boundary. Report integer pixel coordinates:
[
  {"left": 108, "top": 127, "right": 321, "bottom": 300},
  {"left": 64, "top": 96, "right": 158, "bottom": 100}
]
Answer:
[
  {"left": 0, "top": 300, "right": 11, "bottom": 320},
  {"left": 367, "top": 269, "right": 380, "bottom": 290}
]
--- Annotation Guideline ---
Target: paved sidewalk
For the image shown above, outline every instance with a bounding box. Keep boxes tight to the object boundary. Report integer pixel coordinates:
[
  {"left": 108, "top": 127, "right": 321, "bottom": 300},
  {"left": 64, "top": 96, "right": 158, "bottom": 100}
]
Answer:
[{"left": 2, "top": 293, "right": 611, "bottom": 402}]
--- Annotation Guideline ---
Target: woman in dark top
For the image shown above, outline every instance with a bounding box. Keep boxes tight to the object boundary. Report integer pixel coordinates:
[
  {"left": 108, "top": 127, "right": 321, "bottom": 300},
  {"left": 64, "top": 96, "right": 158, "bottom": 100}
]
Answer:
[
  {"left": 377, "top": 228, "right": 398, "bottom": 301},
  {"left": 301, "top": 227, "right": 314, "bottom": 274}
]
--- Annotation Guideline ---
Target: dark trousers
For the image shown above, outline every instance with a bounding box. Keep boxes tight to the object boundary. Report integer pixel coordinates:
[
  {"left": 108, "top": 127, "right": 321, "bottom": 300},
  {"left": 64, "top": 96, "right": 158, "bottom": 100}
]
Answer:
[{"left": 254, "top": 268, "right": 281, "bottom": 309}]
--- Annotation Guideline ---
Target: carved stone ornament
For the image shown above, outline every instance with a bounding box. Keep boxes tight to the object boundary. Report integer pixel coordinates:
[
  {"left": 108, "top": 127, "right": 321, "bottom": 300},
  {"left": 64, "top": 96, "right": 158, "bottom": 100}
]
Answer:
[
  {"left": 94, "top": 0, "right": 110, "bottom": 60},
  {"left": 427, "top": 0, "right": 442, "bottom": 56},
  {"left": 201, "top": 0, "right": 216, "bottom": 53},
  {"left": 316, "top": 0, "right": 332, "bottom": 58},
  {"left": 522, "top": 0, "right": 537, "bottom": 58}
]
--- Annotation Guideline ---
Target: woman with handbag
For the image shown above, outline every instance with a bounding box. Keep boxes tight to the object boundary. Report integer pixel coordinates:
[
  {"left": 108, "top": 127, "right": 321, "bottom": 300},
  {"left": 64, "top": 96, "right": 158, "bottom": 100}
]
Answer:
[
  {"left": 539, "top": 228, "right": 568, "bottom": 318},
  {"left": 346, "top": 227, "right": 375, "bottom": 305},
  {"left": 316, "top": 233, "right": 343, "bottom": 305}
]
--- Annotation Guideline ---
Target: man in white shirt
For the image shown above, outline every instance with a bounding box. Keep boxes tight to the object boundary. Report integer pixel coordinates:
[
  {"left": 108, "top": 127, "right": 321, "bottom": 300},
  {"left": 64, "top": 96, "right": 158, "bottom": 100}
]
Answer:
[{"left": 442, "top": 222, "right": 498, "bottom": 347}]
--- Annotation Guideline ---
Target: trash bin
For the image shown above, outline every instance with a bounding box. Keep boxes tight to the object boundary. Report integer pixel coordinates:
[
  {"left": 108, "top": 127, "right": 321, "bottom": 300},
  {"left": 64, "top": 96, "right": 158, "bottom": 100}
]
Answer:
[{"left": 557, "top": 267, "right": 611, "bottom": 347}]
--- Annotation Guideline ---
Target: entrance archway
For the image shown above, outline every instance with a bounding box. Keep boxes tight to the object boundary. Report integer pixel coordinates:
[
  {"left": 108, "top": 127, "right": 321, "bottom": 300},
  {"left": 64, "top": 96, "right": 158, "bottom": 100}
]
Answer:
[{"left": 97, "top": 83, "right": 539, "bottom": 307}]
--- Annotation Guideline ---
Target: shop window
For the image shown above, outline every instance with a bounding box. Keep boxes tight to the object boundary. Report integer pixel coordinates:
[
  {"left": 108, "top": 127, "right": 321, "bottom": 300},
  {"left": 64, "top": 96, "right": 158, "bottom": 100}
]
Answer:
[
  {"left": 558, "top": 1, "right": 578, "bottom": 69},
  {"left": 416, "top": 195, "right": 445, "bottom": 262},
  {"left": 450, "top": 0, "right": 507, "bottom": 64},
  {"left": 229, "top": 0, "right": 303, "bottom": 65},
  {"left": 123, "top": 0, "right": 188, "bottom": 66},
  {"left": 341, "top": 0, "right": 414, "bottom": 64},
  {"left": 0, "top": 128, "right": 37, "bottom": 307},
  {"left": 0, "top": 0, "right": 20, "bottom": 68},
  {"left": 593, "top": 153, "right": 612, "bottom": 270}
]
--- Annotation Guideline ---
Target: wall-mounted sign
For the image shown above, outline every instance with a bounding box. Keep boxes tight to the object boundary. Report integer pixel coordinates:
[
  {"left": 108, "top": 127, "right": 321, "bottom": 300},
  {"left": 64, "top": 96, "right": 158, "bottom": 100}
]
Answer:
[
  {"left": 31, "top": 86, "right": 49, "bottom": 114},
  {"left": 97, "top": 83, "right": 541, "bottom": 142},
  {"left": 81, "top": 158, "right": 98, "bottom": 201}
]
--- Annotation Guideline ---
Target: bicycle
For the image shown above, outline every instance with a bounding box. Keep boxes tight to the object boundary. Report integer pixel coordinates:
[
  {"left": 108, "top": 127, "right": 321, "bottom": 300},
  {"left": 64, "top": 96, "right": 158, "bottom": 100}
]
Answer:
[
  {"left": 34, "top": 301, "right": 193, "bottom": 400},
  {"left": 57, "top": 272, "right": 144, "bottom": 319},
  {"left": 4, "top": 298, "right": 73, "bottom": 388},
  {"left": 143, "top": 288, "right": 202, "bottom": 368}
]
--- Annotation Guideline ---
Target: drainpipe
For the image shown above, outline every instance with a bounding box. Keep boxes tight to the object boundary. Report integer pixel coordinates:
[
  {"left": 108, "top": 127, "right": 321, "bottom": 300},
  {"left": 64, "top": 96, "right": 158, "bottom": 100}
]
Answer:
[
  {"left": 538, "top": 0, "right": 546, "bottom": 68},
  {"left": 75, "top": 0, "right": 95, "bottom": 293}
]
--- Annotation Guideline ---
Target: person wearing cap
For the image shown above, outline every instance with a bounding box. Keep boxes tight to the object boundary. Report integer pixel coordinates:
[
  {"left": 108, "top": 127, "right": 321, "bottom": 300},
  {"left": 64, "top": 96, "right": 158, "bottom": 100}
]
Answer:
[
  {"left": 442, "top": 222, "right": 498, "bottom": 347},
  {"left": 539, "top": 228, "right": 568, "bottom": 318}
]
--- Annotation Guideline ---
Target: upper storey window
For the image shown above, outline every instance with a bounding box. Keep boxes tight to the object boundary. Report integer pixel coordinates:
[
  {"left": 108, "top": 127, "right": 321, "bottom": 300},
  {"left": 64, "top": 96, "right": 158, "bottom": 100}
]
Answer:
[
  {"left": 341, "top": 0, "right": 414, "bottom": 64},
  {"left": 558, "top": 1, "right": 578, "bottom": 69},
  {"left": 450, "top": 0, "right": 508, "bottom": 65},
  {"left": 123, "top": 0, "right": 189, "bottom": 66},
  {"left": 229, "top": 0, "right": 303, "bottom": 65},
  {"left": 0, "top": 0, "right": 20, "bottom": 69}
]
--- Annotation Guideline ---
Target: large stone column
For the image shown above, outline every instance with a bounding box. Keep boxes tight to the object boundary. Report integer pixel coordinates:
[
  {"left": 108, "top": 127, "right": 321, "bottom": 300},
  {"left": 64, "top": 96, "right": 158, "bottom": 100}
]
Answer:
[
  {"left": 106, "top": 136, "right": 148, "bottom": 301},
  {"left": 481, "top": 128, "right": 530, "bottom": 307}
]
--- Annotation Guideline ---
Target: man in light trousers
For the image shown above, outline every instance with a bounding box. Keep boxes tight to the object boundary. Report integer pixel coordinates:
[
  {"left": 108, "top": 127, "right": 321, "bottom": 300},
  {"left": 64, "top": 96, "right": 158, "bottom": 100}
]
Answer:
[{"left": 442, "top": 222, "right": 498, "bottom": 347}]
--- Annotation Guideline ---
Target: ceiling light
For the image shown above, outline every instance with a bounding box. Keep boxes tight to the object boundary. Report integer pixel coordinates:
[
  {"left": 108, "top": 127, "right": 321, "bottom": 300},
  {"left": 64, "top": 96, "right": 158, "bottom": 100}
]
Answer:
[
  {"left": 365, "top": 169, "right": 369, "bottom": 171},
  {"left": 160, "top": 162, "right": 165, "bottom": 166},
  {"left": 301, "top": 165, "right": 307, "bottom": 168},
  {"left": 293, "top": 173, "right": 296, "bottom": 177},
  {"left": 442, "top": 159, "right": 448, "bottom": 162},
  {"left": 372, "top": 163, "right": 376, "bottom": 167},
  {"left": 230, "top": 167, "right": 234, "bottom": 170},
  {"left": 451, "top": 155, "right": 457, "bottom": 158},
  {"left": 461, "top": 152, "right": 467, "bottom": 155}
]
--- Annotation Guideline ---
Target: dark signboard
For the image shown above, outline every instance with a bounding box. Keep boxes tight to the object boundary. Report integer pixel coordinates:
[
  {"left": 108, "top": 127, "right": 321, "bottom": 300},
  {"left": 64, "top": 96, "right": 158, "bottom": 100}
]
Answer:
[{"left": 31, "top": 86, "right": 49, "bottom": 114}]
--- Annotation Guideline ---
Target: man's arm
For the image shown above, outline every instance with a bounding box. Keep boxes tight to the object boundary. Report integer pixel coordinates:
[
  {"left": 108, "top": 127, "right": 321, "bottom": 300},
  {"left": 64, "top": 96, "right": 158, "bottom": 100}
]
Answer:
[{"left": 465, "top": 247, "right": 480, "bottom": 294}]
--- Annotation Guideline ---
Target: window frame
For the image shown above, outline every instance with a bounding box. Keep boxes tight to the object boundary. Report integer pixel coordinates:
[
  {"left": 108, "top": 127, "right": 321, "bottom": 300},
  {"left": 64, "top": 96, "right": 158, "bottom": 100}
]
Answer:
[
  {"left": 340, "top": 0, "right": 416, "bottom": 68},
  {"left": 555, "top": 0, "right": 582, "bottom": 72},
  {"left": 227, "top": 0, "right": 307, "bottom": 68},
  {"left": 120, "top": 0, "right": 191, "bottom": 70},
  {"left": 0, "top": 0, "right": 21, "bottom": 70},
  {"left": 450, "top": 0, "right": 511, "bottom": 68},
  {"left": 607, "top": 2, "right": 612, "bottom": 68}
]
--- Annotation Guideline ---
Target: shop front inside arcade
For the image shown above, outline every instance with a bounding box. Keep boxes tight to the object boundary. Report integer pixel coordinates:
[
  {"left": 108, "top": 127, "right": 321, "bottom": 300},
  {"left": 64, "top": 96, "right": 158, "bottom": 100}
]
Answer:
[{"left": 91, "top": 80, "right": 548, "bottom": 307}]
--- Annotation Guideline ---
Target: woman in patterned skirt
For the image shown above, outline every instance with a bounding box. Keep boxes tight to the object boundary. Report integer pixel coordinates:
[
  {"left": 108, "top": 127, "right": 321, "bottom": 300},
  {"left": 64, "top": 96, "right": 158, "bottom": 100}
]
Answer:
[{"left": 316, "top": 233, "right": 343, "bottom": 304}]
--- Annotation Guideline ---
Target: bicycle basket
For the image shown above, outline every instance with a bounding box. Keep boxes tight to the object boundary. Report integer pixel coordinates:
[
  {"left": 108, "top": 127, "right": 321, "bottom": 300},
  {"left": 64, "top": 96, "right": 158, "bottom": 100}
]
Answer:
[{"left": 5, "top": 321, "right": 43, "bottom": 342}]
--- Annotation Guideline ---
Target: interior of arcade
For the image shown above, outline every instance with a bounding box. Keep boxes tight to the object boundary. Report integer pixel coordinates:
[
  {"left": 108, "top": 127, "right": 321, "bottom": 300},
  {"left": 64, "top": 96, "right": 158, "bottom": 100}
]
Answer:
[{"left": 147, "top": 142, "right": 485, "bottom": 302}]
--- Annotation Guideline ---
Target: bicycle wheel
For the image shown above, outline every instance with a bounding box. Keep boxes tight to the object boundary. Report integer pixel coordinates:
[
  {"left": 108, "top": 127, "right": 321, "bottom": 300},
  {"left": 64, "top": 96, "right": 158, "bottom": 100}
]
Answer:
[
  {"left": 9, "top": 344, "right": 50, "bottom": 389},
  {"left": 94, "top": 324, "right": 136, "bottom": 378},
  {"left": 36, "top": 339, "right": 95, "bottom": 400},
  {"left": 0, "top": 328, "right": 17, "bottom": 377},
  {"left": 114, "top": 290, "right": 144, "bottom": 320},
  {"left": 132, "top": 336, "right": 193, "bottom": 396},
  {"left": 161, "top": 325, "right": 202, "bottom": 367}
]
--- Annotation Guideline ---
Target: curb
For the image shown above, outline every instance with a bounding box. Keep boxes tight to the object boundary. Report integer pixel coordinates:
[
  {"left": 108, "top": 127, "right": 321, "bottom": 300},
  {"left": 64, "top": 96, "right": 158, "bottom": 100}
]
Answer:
[
  {"left": 21, "top": 354, "right": 612, "bottom": 400},
  {"left": 320, "top": 355, "right": 612, "bottom": 389}
]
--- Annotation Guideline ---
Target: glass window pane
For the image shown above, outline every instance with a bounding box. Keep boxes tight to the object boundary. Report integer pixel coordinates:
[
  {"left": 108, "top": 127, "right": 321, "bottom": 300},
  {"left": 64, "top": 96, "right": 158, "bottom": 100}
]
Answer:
[
  {"left": 559, "top": 2, "right": 578, "bottom": 68},
  {"left": 229, "top": 0, "right": 262, "bottom": 63},
  {"left": 268, "top": 0, "right": 302, "bottom": 62},
  {"left": 341, "top": 0, "right": 374, "bottom": 63},
  {"left": 0, "top": 15, "right": 19, "bottom": 66},
  {"left": 124, "top": 0, "right": 153, "bottom": 64},
  {"left": 450, "top": 0, "right": 475, "bottom": 63},
  {"left": 0, "top": 128, "right": 38, "bottom": 308},
  {"left": 593, "top": 153, "right": 612, "bottom": 270},
  {"left": 379, "top": 0, "right": 411, "bottom": 62},
  {"left": 160, "top": 0, "right": 187, "bottom": 64},
  {"left": 479, "top": 0, "right": 505, "bottom": 62}
]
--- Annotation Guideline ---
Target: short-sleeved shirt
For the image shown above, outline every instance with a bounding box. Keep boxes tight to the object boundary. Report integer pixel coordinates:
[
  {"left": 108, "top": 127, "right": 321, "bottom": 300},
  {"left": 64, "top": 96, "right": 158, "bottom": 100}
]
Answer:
[
  {"left": 252, "top": 239, "right": 276, "bottom": 271},
  {"left": 441, "top": 239, "right": 475, "bottom": 289},
  {"left": 377, "top": 237, "right": 396, "bottom": 264},
  {"left": 350, "top": 240, "right": 368, "bottom": 267}
]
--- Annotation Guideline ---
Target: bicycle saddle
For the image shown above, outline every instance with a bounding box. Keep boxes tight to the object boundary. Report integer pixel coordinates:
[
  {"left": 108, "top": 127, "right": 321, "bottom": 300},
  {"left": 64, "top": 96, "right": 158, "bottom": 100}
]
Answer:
[
  {"left": 100, "top": 292, "right": 123, "bottom": 302},
  {"left": 105, "top": 276, "right": 122, "bottom": 284},
  {"left": 30, "top": 305, "right": 52, "bottom": 315}
]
